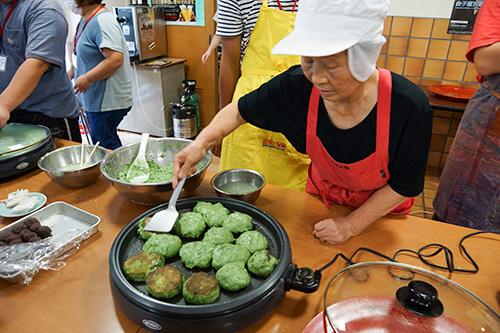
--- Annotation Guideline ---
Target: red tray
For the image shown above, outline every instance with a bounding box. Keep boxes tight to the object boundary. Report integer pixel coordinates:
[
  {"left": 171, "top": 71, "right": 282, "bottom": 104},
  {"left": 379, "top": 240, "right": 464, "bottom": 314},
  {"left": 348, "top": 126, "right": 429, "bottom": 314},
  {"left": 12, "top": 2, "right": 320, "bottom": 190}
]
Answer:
[{"left": 427, "top": 85, "right": 477, "bottom": 101}]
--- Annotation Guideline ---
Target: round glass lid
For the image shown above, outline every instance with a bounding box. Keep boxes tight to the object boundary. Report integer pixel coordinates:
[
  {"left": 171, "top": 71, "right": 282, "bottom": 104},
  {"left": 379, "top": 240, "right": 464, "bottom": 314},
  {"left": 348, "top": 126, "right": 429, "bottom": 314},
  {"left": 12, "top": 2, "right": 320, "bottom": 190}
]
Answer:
[{"left": 0, "top": 123, "right": 51, "bottom": 157}]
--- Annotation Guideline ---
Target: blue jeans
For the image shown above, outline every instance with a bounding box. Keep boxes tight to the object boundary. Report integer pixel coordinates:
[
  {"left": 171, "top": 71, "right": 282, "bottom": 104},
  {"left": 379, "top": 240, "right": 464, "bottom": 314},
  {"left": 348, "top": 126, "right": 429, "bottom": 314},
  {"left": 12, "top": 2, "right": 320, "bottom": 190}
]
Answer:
[{"left": 86, "top": 107, "right": 131, "bottom": 150}]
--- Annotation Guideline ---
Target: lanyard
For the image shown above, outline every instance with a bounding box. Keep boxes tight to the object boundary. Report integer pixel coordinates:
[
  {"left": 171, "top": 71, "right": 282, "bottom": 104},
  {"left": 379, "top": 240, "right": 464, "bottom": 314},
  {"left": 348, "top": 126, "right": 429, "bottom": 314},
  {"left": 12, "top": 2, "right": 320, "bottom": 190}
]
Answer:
[
  {"left": 0, "top": 0, "right": 18, "bottom": 43},
  {"left": 73, "top": 5, "right": 104, "bottom": 53},
  {"left": 276, "top": 0, "right": 297, "bottom": 13}
]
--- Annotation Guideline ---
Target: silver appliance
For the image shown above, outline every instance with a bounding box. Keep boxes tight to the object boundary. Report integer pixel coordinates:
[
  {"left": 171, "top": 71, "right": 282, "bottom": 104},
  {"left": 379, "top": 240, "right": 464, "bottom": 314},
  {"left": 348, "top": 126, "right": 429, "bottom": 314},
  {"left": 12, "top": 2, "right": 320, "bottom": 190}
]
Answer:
[{"left": 114, "top": 6, "right": 167, "bottom": 62}]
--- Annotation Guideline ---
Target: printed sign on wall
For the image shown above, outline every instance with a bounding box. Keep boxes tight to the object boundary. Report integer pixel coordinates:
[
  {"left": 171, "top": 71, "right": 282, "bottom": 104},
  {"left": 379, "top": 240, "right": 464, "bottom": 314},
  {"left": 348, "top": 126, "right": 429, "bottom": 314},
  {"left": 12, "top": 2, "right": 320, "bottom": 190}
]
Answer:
[{"left": 447, "top": 0, "right": 483, "bottom": 34}]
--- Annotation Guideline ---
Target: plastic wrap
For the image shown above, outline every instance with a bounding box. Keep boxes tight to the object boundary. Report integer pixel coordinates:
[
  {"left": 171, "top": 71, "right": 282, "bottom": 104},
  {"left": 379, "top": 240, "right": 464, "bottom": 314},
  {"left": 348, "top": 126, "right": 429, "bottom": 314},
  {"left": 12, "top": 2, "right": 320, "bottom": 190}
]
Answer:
[{"left": 0, "top": 229, "right": 96, "bottom": 285}]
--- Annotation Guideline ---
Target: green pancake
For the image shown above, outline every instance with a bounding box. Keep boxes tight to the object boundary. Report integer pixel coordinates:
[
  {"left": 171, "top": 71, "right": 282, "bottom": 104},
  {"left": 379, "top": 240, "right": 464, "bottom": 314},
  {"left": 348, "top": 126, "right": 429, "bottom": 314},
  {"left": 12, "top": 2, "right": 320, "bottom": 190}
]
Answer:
[
  {"left": 212, "top": 243, "right": 251, "bottom": 270},
  {"left": 222, "top": 212, "right": 253, "bottom": 233},
  {"left": 122, "top": 251, "right": 165, "bottom": 282},
  {"left": 236, "top": 230, "right": 268, "bottom": 254},
  {"left": 203, "top": 227, "right": 235, "bottom": 245},
  {"left": 193, "top": 201, "right": 230, "bottom": 227},
  {"left": 137, "top": 216, "right": 155, "bottom": 240},
  {"left": 179, "top": 241, "right": 215, "bottom": 269},
  {"left": 173, "top": 211, "right": 206, "bottom": 239},
  {"left": 142, "top": 233, "right": 182, "bottom": 258},
  {"left": 145, "top": 265, "right": 183, "bottom": 299},
  {"left": 216, "top": 262, "right": 250, "bottom": 292},
  {"left": 247, "top": 249, "right": 279, "bottom": 278},
  {"left": 183, "top": 271, "right": 220, "bottom": 305}
]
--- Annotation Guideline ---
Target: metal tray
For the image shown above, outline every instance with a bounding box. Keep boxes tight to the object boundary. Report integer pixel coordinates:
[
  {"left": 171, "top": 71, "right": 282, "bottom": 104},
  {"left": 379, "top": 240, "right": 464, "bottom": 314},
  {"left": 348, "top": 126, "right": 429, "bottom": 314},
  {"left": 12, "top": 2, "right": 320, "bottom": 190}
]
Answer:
[{"left": 0, "top": 201, "right": 100, "bottom": 283}]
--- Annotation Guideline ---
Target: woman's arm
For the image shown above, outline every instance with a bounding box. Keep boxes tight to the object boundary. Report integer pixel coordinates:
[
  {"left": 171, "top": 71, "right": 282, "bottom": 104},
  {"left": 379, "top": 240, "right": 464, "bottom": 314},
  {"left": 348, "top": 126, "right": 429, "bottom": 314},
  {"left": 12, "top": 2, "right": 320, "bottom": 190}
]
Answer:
[
  {"left": 172, "top": 100, "right": 247, "bottom": 186},
  {"left": 313, "top": 184, "right": 408, "bottom": 244},
  {"left": 73, "top": 48, "right": 123, "bottom": 94},
  {"left": 472, "top": 42, "right": 500, "bottom": 76},
  {"left": 202, "top": 35, "right": 222, "bottom": 65}
]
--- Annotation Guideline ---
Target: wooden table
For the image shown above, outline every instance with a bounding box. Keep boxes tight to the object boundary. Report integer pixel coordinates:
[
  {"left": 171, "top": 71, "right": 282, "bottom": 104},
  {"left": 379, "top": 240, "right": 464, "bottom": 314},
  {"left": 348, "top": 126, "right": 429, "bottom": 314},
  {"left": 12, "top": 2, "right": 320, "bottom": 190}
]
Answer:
[
  {"left": 418, "top": 85, "right": 469, "bottom": 112},
  {"left": 1, "top": 139, "right": 499, "bottom": 332}
]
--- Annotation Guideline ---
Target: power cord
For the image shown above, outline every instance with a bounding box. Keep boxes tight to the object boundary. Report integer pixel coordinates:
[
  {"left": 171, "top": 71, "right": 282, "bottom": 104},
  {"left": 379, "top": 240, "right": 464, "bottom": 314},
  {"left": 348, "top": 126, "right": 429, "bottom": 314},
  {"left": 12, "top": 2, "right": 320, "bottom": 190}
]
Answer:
[{"left": 317, "top": 230, "right": 500, "bottom": 274}]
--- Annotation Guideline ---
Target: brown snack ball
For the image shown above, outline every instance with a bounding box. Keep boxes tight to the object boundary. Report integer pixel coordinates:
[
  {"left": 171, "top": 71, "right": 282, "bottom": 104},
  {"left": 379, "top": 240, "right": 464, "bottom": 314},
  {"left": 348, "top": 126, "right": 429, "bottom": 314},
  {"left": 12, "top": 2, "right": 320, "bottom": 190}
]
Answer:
[
  {"left": 21, "top": 230, "right": 36, "bottom": 242},
  {"left": 5, "top": 233, "right": 21, "bottom": 243},
  {"left": 0, "top": 241, "right": 7, "bottom": 246},
  {"left": 29, "top": 221, "right": 41, "bottom": 232},
  {"left": 9, "top": 238, "right": 24, "bottom": 245},
  {"left": 28, "top": 236, "right": 41, "bottom": 243},
  {"left": 36, "top": 226, "right": 52, "bottom": 239},
  {"left": 24, "top": 218, "right": 40, "bottom": 227},
  {"left": 13, "top": 223, "right": 28, "bottom": 234},
  {"left": 0, "top": 232, "right": 9, "bottom": 242}
]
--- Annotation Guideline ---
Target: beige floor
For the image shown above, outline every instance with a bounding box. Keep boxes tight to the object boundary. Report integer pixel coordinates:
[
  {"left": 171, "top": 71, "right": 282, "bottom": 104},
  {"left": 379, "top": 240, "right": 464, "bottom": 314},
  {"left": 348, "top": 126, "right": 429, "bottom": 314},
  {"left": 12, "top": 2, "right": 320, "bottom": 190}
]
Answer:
[{"left": 115, "top": 130, "right": 436, "bottom": 218}]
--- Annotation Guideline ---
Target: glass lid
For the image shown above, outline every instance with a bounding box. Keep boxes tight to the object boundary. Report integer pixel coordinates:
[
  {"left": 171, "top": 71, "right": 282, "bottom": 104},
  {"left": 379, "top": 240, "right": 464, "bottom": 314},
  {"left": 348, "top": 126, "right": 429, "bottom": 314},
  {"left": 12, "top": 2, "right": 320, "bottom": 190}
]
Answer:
[
  {"left": 324, "top": 261, "right": 500, "bottom": 332},
  {"left": 0, "top": 123, "right": 51, "bottom": 156}
]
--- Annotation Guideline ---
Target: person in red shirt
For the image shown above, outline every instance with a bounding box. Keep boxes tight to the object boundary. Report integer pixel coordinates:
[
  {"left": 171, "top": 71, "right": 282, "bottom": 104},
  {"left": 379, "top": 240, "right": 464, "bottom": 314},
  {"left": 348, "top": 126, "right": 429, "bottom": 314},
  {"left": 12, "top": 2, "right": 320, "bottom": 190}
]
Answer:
[{"left": 433, "top": 0, "right": 500, "bottom": 230}]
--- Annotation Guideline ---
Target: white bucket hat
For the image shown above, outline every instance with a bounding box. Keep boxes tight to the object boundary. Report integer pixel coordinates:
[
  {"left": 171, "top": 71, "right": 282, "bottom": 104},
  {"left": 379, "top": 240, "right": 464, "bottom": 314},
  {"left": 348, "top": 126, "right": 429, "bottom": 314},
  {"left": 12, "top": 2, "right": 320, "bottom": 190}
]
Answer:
[{"left": 272, "top": 0, "right": 390, "bottom": 81}]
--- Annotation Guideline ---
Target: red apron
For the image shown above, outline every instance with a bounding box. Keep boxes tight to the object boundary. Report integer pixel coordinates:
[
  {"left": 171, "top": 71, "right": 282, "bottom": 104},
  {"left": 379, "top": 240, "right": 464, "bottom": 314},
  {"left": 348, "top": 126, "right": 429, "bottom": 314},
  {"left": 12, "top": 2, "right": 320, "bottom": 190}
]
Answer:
[{"left": 305, "top": 68, "right": 414, "bottom": 214}]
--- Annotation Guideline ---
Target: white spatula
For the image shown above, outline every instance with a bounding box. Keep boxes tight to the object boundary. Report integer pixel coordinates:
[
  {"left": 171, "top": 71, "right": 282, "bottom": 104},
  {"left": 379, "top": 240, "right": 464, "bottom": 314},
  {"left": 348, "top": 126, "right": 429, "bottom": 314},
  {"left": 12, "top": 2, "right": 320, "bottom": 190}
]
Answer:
[
  {"left": 126, "top": 133, "right": 150, "bottom": 183},
  {"left": 144, "top": 176, "right": 186, "bottom": 233}
]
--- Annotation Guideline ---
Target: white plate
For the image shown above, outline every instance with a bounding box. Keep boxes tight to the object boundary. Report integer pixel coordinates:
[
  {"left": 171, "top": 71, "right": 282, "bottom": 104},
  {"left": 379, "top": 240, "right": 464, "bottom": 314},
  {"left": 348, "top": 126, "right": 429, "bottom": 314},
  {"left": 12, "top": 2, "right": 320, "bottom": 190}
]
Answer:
[{"left": 0, "top": 193, "right": 47, "bottom": 218}]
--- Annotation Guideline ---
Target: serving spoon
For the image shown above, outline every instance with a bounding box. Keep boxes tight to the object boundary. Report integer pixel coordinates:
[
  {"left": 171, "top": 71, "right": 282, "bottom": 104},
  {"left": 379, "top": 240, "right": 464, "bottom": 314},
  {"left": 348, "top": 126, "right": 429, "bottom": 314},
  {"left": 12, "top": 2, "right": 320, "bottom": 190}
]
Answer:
[{"left": 126, "top": 133, "right": 150, "bottom": 183}]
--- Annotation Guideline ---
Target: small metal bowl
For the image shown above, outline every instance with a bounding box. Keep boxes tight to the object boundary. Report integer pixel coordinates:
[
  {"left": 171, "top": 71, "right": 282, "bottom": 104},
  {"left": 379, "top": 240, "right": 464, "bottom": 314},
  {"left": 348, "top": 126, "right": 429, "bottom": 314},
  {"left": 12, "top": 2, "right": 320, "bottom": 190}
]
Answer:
[
  {"left": 38, "top": 144, "right": 108, "bottom": 189},
  {"left": 211, "top": 168, "right": 266, "bottom": 204},
  {"left": 100, "top": 137, "right": 212, "bottom": 206}
]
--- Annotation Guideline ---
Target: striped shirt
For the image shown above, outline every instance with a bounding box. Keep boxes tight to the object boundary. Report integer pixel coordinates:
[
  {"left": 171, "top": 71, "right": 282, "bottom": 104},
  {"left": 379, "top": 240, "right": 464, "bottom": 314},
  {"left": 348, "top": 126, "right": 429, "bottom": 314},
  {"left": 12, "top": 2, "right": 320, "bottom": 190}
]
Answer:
[{"left": 216, "top": 0, "right": 299, "bottom": 59}]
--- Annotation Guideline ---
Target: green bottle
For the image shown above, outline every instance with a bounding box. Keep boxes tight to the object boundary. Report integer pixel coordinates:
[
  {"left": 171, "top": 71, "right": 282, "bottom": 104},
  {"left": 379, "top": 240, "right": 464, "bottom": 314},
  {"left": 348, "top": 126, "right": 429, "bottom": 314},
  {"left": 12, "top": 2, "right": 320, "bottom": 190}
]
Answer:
[{"left": 181, "top": 80, "right": 200, "bottom": 134}]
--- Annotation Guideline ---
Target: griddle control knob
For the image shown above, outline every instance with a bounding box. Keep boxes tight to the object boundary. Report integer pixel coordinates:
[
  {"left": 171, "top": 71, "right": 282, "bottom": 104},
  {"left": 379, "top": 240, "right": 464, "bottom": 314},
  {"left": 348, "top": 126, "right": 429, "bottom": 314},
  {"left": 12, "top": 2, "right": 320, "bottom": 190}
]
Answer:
[{"left": 284, "top": 264, "right": 321, "bottom": 293}]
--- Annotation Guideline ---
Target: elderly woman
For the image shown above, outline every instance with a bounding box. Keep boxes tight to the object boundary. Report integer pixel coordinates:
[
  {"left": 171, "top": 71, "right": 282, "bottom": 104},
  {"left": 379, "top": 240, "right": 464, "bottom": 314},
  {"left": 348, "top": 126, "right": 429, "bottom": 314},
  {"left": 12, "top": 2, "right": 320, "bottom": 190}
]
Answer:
[
  {"left": 64, "top": 0, "right": 133, "bottom": 150},
  {"left": 173, "top": 0, "right": 433, "bottom": 244}
]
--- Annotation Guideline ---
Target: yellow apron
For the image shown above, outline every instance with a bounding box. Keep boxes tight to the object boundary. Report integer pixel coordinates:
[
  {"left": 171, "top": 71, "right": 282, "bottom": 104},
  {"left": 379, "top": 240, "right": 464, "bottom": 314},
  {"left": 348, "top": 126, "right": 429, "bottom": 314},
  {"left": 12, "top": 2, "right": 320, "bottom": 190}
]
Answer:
[{"left": 219, "top": 0, "right": 310, "bottom": 191}]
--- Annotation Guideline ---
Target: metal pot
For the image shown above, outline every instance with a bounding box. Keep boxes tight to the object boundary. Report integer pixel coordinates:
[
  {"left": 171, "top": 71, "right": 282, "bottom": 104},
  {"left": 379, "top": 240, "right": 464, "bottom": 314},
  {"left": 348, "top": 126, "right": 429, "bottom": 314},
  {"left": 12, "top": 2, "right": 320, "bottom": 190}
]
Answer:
[
  {"left": 0, "top": 123, "right": 54, "bottom": 179},
  {"left": 323, "top": 261, "right": 500, "bottom": 332},
  {"left": 109, "top": 197, "right": 321, "bottom": 332}
]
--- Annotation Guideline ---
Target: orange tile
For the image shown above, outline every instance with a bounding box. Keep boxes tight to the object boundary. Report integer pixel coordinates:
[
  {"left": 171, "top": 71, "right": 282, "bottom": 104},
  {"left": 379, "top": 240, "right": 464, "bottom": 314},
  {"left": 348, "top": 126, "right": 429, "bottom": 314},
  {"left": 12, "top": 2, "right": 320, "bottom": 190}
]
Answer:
[
  {"left": 433, "top": 116, "right": 452, "bottom": 135},
  {"left": 431, "top": 19, "right": 452, "bottom": 39},
  {"left": 414, "top": 196, "right": 424, "bottom": 206},
  {"left": 450, "top": 119, "right": 461, "bottom": 135},
  {"left": 383, "top": 17, "right": 393, "bottom": 35},
  {"left": 387, "top": 37, "right": 409, "bottom": 56},
  {"left": 439, "top": 154, "right": 448, "bottom": 169},
  {"left": 391, "top": 17, "right": 412, "bottom": 37},
  {"left": 448, "top": 41, "right": 469, "bottom": 61},
  {"left": 453, "top": 112, "right": 464, "bottom": 120},
  {"left": 423, "top": 59, "right": 445, "bottom": 79},
  {"left": 404, "top": 58, "right": 425, "bottom": 77},
  {"left": 421, "top": 78, "right": 442, "bottom": 86},
  {"left": 427, "top": 150, "right": 442, "bottom": 168},
  {"left": 425, "top": 181, "right": 438, "bottom": 191},
  {"left": 430, "top": 134, "right": 446, "bottom": 151},
  {"left": 463, "top": 63, "right": 479, "bottom": 83},
  {"left": 380, "top": 41, "right": 388, "bottom": 55},
  {"left": 405, "top": 76, "right": 420, "bottom": 85},
  {"left": 452, "top": 34, "right": 471, "bottom": 41},
  {"left": 407, "top": 38, "right": 429, "bottom": 58},
  {"left": 424, "top": 188, "right": 437, "bottom": 199},
  {"left": 376, "top": 56, "right": 386, "bottom": 68},
  {"left": 427, "top": 40, "right": 451, "bottom": 60},
  {"left": 441, "top": 80, "right": 461, "bottom": 86},
  {"left": 433, "top": 109, "right": 454, "bottom": 118},
  {"left": 385, "top": 56, "right": 405, "bottom": 74},
  {"left": 443, "top": 62, "right": 467, "bottom": 81},
  {"left": 411, "top": 18, "right": 433, "bottom": 38},
  {"left": 462, "top": 82, "right": 480, "bottom": 90}
]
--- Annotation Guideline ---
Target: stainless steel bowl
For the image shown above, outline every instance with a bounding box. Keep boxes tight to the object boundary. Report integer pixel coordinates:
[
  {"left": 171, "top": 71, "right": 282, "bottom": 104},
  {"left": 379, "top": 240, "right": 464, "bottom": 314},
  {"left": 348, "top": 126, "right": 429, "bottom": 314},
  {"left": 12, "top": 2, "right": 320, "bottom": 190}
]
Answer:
[
  {"left": 100, "top": 137, "right": 212, "bottom": 205},
  {"left": 38, "top": 144, "right": 108, "bottom": 189},
  {"left": 211, "top": 168, "right": 265, "bottom": 204}
]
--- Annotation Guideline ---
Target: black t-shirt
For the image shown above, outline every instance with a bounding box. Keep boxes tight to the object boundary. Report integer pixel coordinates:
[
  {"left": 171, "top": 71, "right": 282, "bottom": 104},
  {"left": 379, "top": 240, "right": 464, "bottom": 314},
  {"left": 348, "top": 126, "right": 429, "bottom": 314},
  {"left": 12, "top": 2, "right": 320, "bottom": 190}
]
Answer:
[{"left": 238, "top": 65, "right": 433, "bottom": 197}]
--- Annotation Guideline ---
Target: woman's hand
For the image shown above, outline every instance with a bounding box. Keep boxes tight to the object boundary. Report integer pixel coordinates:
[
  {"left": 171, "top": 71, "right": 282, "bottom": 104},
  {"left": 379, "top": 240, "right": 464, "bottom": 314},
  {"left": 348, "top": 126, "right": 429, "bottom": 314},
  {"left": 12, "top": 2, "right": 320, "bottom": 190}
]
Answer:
[
  {"left": 313, "top": 216, "right": 359, "bottom": 245},
  {"left": 172, "top": 140, "right": 208, "bottom": 187}
]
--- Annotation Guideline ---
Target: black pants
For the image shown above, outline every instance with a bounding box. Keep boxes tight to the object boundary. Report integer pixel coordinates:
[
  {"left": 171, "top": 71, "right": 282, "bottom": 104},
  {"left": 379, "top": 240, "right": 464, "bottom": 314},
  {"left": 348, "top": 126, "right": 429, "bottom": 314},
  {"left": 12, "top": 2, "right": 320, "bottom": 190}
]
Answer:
[{"left": 9, "top": 110, "right": 81, "bottom": 143}]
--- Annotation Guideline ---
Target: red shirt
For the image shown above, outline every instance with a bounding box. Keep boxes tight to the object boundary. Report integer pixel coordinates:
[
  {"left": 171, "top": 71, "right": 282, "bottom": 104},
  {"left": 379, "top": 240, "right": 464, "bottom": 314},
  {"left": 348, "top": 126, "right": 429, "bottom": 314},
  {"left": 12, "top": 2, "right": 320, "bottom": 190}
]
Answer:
[{"left": 466, "top": 0, "right": 500, "bottom": 65}]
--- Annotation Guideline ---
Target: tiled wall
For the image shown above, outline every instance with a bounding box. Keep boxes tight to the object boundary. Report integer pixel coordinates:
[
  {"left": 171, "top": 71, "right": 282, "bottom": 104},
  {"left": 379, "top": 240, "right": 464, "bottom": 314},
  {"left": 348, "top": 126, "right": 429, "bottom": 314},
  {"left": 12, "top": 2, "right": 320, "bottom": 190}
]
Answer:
[{"left": 378, "top": 16, "right": 478, "bottom": 172}]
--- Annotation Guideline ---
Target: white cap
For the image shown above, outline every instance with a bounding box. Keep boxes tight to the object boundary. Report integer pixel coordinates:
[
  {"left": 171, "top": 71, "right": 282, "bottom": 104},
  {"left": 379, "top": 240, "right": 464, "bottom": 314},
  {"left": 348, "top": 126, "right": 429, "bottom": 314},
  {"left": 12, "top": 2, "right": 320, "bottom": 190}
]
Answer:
[{"left": 272, "top": 0, "right": 390, "bottom": 81}]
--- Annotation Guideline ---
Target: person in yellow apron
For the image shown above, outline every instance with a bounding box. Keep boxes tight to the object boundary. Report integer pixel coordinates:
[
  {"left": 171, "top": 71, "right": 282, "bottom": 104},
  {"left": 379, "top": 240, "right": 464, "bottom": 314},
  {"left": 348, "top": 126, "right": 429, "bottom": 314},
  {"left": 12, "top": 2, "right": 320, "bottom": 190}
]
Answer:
[{"left": 219, "top": 0, "right": 311, "bottom": 191}]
